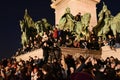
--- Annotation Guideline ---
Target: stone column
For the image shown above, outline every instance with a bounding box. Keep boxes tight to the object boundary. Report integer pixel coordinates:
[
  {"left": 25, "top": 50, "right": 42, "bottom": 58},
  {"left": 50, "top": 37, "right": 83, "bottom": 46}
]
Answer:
[{"left": 51, "top": 0, "right": 100, "bottom": 27}]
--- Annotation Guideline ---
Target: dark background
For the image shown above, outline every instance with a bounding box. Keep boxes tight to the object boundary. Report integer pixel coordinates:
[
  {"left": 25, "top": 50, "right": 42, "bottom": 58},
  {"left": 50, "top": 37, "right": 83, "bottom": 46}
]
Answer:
[{"left": 0, "top": 0, "right": 120, "bottom": 59}]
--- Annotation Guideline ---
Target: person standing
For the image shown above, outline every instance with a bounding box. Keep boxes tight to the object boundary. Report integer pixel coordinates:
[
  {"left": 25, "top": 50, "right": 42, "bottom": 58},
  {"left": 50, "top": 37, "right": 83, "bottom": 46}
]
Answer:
[
  {"left": 53, "top": 27, "right": 58, "bottom": 42},
  {"left": 42, "top": 42, "right": 49, "bottom": 64},
  {"left": 108, "top": 35, "right": 115, "bottom": 50}
]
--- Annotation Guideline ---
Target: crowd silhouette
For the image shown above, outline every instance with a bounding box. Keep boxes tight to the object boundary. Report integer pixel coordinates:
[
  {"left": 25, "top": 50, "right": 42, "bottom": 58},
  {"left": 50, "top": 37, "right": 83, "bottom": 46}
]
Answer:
[{"left": 0, "top": 52, "right": 120, "bottom": 80}]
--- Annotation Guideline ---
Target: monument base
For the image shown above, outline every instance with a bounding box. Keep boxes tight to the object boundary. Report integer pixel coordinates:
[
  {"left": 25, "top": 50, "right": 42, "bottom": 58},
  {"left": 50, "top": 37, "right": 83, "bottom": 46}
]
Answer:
[
  {"left": 61, "top": 47, "right": 101, "bottom": 59},
  {"left": 15, "top": 49, "right": 43, "bottom": 61},
  {"left": 101, "top": 46, "right": 120, "bottom": 60},
  {"left": 15, "top": 46, "right": 120, "bottom": 61},
  {"left": 61, "top": 46, "right": 120, "bottom": 60}
]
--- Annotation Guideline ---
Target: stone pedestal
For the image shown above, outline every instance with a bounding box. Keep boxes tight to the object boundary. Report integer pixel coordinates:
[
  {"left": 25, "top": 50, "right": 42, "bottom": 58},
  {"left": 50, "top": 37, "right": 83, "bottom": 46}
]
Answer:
[
  {"left": 101, "top": 46, "right": 120, "bottom": 60},
  {"left": 15, "top": 49, "right": 43, "bottom": 61},
  {"left": 51, "top": 0, "right": 100, "bottom": 27}
]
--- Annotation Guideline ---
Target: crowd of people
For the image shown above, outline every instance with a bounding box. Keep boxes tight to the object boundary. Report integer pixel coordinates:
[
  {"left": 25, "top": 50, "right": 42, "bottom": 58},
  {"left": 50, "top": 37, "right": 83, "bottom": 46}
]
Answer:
[
  {"left": 15, "top": 27, "right": 103, "bottom": 56},
  {"left": 16, "top": 25, "right": 120, "bottom": 57},
  {"left": 0, "top": 26, "right": 120, "bottom": 80},
  {"left": 0, "top": 53, "right": 120, "bottom": 80}
]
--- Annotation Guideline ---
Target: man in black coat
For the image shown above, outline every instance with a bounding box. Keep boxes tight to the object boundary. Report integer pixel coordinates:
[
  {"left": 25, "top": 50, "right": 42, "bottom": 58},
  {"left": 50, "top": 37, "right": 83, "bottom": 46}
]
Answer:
[{"left": 42, "top": 42, "right": 49, "bottom": 64}]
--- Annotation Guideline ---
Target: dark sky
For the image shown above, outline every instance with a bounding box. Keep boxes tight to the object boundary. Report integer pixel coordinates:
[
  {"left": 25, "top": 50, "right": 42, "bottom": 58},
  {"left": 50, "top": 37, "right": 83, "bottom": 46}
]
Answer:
[{"left": 0, "top": 0, "right": 120, "bottom": 59}]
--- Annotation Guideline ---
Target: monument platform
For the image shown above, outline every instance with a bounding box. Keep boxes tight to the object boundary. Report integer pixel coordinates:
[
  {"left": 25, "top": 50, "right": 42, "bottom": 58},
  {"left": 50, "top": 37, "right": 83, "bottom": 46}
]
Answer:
[
  {"left": 61, "top": 47, "right": 101, "bottom": 59},
  {"left": 15, "top": 49, "right": 43, "bottom": 61},
  {"left": 101, "top": 46, "right": 120, "bottom": 60},
  {"left": 15, "top": 45, "right": 120, "bottom": 61}
]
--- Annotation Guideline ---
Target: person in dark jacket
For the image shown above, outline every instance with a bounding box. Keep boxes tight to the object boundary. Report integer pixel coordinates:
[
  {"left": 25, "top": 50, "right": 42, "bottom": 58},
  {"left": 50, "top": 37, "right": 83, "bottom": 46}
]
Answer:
[
  {"left": 42, "top": 42, "right": 49, "bottom": 64},
  {"left": 42, "top": 64, "right": 57, "bottom": 80}
]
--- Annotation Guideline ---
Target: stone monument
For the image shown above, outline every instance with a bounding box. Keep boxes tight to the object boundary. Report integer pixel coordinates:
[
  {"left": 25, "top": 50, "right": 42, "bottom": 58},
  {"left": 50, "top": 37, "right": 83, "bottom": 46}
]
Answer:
[{"left": 51, "top": 0, "right": 100, "bottom": 27}]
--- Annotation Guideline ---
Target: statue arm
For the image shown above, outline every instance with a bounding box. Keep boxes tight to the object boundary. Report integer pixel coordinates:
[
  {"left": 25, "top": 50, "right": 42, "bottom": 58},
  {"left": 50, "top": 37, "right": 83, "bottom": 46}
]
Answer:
[
  {"left": 59, "top": 17, "right": 66, "bottom": 24},
  {"left": 66, "top": 14, "right": 74, "bottom": 22}
]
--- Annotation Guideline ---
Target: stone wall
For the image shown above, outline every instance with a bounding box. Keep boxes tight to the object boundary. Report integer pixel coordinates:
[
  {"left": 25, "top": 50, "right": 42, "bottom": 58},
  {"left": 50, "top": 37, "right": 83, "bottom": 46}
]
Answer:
[
  {"left": 15, "top": 46, "right": 120, "bottom": 61},
  {"left": 61, "top": 47, "right": 101, "bottom": 59},
  {"left": 15, "top": 49, "right": 43, "bottom": 61}
]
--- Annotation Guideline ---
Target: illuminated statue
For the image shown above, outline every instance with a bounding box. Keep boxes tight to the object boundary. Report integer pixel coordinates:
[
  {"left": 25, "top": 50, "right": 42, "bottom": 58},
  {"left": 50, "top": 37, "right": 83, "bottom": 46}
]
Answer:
[
  {"left": 75, "top": 13, "right": 91, "bottom": 40},
  {"left": 93, "top": 2, "right": 120, "bottom": 40},
  {"left": 35, "top": 20, "right": 44, "bottom": 36},
  {"left": 20, "top": 20, "right": 28, "bottom": 47},
  {"left": 58, "top": 7, "right": 74, "bottom": 31},
  {"left": 42, "top": 18, "right": 52, "bottom": 33},
  {"left": 93, "top": 2, "right": 112, "bottom": 40},
  {"left": 110, "top": 13, "right": 120, "bottom": 37},
  {"left": 20, "top": 9, "right": 37, "bottom": 47},
  {"left": 24, "top": 9, "right": 35, "bottom": 28},
  {"left": 19, "top": 9, "right": 53, "bottom": 47}
]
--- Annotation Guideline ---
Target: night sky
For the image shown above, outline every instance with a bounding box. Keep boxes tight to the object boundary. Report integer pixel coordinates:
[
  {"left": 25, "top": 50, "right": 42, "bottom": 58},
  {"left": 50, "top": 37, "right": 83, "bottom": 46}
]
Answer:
[{"left": 0, "top": 0, "right": 120, "bottom": 59}]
